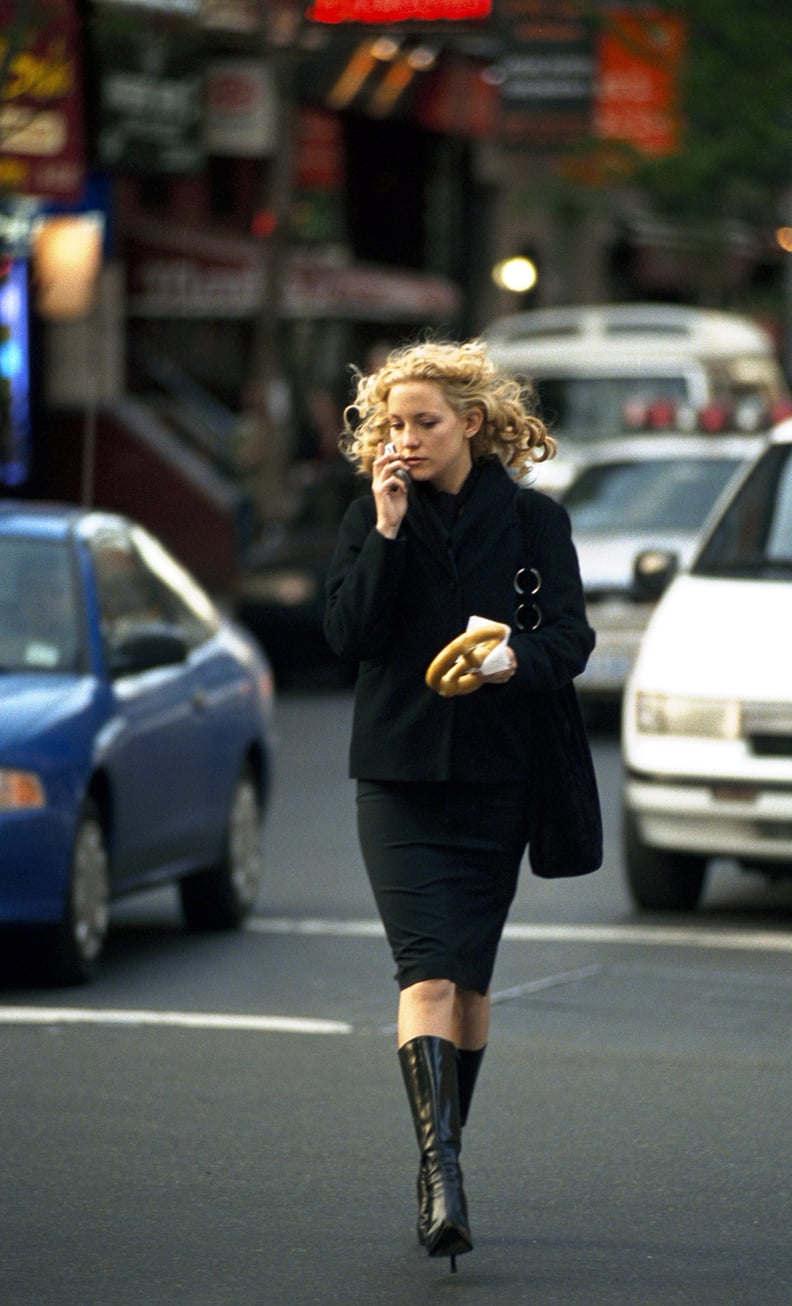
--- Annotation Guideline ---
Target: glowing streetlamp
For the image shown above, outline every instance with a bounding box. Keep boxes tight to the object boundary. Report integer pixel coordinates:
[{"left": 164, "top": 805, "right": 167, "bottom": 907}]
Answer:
[
  {"left": 491, "top": 255, "right": 538, "bottom": 295},
  {"left": 31, "top": 213, "right": 105, "bottom": 504},
  {"left": 30, "top": 214, "right": 103, "bottom": 321}
]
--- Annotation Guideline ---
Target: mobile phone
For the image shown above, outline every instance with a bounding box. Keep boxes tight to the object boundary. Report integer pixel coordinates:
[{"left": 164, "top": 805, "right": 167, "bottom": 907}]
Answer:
[{"left": 384, "top": 442, "right": 410, "bottom": 483}]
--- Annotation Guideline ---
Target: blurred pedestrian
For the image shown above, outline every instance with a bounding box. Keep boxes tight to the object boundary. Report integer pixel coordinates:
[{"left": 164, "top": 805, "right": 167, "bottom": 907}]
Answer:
[{"left": 324, "top": 338, "right": 598, "bottom": 1271}]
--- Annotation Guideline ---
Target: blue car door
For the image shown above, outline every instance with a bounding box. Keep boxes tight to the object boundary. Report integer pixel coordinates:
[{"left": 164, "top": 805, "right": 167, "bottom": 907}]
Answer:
[
  {"left": 88, "top": 528, "right": 215, "bottom": 887},
  {"left": 105, "top": 657, "right": 213, "bottom": 884}
]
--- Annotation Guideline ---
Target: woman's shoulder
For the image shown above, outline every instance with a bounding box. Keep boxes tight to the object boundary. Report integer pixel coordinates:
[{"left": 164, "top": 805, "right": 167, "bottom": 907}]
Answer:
[
  {"left": 338, "top": 489, "right": 376, "bottom": 532},
  {"left": 515, "top": 485, "right": 570, "bottom": 525}
]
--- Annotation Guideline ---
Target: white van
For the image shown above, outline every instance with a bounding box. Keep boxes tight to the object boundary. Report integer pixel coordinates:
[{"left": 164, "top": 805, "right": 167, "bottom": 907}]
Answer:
[
  {"left": 484, "top": 303, "right": 788, "bottom": 492},
  {"left": 621, "top": 417, "right": 792, "bottom": 910}
]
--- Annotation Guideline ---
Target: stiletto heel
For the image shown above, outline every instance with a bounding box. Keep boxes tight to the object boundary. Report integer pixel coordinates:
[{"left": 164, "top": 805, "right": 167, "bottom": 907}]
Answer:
[{"left": 450, "top": 1255, "right": 457, "bottom": 1274}]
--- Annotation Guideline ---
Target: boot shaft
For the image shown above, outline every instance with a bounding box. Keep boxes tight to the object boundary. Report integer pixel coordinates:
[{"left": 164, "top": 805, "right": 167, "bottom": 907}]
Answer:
[
  {"left": 398, "top": 1034, "right": 472, "bottom": 1261},
  {"left": 456, "top": 1045, "right": 486, "bottom": 1129},
  {"left": 398, "top": 1035, "right": 462, "bottom": 1152}
]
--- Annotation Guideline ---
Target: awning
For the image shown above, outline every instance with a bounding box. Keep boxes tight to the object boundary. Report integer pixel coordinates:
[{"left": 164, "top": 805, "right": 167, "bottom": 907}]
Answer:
[{"left": 123, "top": 217, "right": 461, "bottom": 322}]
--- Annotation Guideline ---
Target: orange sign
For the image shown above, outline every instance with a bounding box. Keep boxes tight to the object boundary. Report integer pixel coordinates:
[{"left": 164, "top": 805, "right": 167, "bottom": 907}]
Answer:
[{"left": 594, "top": 11, "right": 685, "bottom": 157}]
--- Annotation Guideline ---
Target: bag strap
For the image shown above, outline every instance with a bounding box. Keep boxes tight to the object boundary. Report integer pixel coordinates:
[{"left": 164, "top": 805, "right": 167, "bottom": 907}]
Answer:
[{"left": 513, "top": 491, "right": 543, "bottom": 632}]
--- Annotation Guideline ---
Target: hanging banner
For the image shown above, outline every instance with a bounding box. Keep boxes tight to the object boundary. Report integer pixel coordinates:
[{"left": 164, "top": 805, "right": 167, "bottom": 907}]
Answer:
[
  {"left": 294, "top": 108, "right": 345, "bottom": 191},
  {"left": 307, "top": 1, "right": 491, "bottom": 20},
  {"left": 204, "top": 61, "right": 278, "bottom": 157},
  {"left": 0, "top": 0, "right": 86, "bottom": 200},
  {"left": 594, "top": 11, "right": 685, "bottom": 157},
  {"left": 123, "top": 218, "right": 461, "bottom": 321},
  {"left": 93, "top": 12, "right": 203, "bottom": 172},
  {"left": 494, "top": 1, "right": 596, "bottom": 148}
]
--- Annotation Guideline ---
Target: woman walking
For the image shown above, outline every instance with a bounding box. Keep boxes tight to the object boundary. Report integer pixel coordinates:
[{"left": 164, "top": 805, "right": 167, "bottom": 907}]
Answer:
[{"left": 324, "top": 339, "right": 598, "bottom": 1270}]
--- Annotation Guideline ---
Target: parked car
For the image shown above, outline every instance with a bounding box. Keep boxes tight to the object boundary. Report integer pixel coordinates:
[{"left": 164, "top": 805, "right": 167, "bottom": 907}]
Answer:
[
  {"left": 484, "top": 303, "right": 789, "bottom": 494},
  {"left": 0, "top": 502, "right": 275, "bottom": 983},
  {"left": 559, "top": 433, "right": 765, "bottom": 702},
  {"left": 621, "top": 417, "right": 792, "bottom": 910}
]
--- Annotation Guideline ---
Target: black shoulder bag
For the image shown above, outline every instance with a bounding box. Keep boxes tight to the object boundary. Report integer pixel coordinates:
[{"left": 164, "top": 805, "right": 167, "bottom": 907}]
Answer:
[{"left": 515, "top": 494, "right": 603, "bottom": 879}]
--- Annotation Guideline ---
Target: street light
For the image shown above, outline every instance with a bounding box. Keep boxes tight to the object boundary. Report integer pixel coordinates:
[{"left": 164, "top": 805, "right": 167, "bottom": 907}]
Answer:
[
  {"left": 31, "top": 213, "right": 105, "bottom": 505},
  {"left": 30, "top": 214, "right": 103, "bottom": 321},
  {"left": 491, "top": 254, "right": 538, "bottom": 294}
]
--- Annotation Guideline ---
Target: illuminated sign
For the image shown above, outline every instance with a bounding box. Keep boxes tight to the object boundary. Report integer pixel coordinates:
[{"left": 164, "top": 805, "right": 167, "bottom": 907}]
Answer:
[
  {"left": 0, "top": 260, "right": 31, "bottom": 487},
  {"left": 0, "top": 0, "right": 86, "bottom": 200},
  {"left": 307, "top": 1, "right": 491, "bottom": 20}
]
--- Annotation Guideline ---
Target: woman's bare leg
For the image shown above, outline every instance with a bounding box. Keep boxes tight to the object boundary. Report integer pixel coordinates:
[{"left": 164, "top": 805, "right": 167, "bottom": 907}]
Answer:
[
  {"left": 452, "top": 987, "right": 490, "bottom": 1050},
  {"left": 397, "top": 980, "right": 490, "bottom": 1049}
]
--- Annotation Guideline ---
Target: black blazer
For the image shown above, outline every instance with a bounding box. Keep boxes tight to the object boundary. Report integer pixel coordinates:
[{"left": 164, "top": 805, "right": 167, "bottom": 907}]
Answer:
[{"left": 324, "top": 458, "right": 595, "bottom": 782}]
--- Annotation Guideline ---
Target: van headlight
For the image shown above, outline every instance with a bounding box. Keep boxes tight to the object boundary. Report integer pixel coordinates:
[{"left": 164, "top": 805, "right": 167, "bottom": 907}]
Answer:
[{"left": 636, "top": 693, "right": 742, "bottom": 738}]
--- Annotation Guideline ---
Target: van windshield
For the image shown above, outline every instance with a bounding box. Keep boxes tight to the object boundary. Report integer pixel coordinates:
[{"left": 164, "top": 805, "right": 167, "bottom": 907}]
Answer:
[
  {"left": 694, "top": 443, "right": 792, "bottom": 578},
  {"left": 536, "top": 376, "right": 688, "bottom": 439}
]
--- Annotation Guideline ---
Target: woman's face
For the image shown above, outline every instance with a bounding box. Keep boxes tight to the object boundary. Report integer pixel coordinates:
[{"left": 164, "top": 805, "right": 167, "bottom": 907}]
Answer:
[{"left": 386, "top": 381, "right": 482, "bottom": 494}]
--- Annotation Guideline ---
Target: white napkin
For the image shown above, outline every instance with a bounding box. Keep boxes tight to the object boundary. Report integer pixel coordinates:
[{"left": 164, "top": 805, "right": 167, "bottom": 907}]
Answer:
[{"left": 465, "top": 615, "right": 512, "bottom": 675}]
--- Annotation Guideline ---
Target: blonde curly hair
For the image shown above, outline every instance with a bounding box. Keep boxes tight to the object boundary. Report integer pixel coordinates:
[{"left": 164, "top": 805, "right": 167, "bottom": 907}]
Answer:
[{"left": 341, "top": 338, "right": 556, "bottom": 479}]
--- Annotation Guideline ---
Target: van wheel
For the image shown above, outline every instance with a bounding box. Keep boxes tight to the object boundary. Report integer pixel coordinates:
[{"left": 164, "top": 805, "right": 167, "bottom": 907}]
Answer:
[{"left": 623, "top": 809, "right": 707, "bottom": 911}]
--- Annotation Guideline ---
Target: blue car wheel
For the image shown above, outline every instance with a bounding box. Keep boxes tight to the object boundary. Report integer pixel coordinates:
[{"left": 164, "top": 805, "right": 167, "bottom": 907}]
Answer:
[
  {"left": 50, "top": 796, "right": 111, "bottom": 984},
  {"left": 179, "top": 765, "right": 263, "bottom": 931}
]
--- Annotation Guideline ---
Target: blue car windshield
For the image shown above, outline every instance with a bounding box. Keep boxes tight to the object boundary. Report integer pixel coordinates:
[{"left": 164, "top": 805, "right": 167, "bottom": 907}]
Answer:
[{"left": 0, "top": 539, "right": 83, "bottom": 672}]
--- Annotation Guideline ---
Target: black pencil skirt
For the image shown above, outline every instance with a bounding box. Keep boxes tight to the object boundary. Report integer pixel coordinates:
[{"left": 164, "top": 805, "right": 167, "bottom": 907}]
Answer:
[{"left": 356, "top": 779, "right": 532, "bottom": 996}]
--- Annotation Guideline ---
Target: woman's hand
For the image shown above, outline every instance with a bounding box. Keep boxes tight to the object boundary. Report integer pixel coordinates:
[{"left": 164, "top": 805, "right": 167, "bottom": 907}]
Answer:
[
  {"left": 425, "top": 627, "right": 517, "bottom": 697},
  {"left": 473, "top": 644, "right": 517, "bottom": 685},
  {"left": 373, "top": 442, "right": 409, "bottom": 538}
]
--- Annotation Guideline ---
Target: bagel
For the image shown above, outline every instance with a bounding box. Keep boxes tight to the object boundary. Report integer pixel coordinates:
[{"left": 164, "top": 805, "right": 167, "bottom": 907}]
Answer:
[{"left": 425, "top": 623, "right": 509, "bottom": 698}]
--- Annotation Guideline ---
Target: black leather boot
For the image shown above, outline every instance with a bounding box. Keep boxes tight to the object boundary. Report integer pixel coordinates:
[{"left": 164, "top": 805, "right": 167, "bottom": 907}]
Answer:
[
  {"left": 457, "top": 1045, "right": 486, "bottom": 1129},
  {"left": 399, "top": 1036, "right": 473, "bottom": 1270},
  {"left": 416, "top": 1044, "right": 486, "bottom": 1247}
]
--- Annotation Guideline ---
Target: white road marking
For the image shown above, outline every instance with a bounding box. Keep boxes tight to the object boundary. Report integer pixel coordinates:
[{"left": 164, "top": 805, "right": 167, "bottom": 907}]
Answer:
[
  {"left": 380, "top": 963, "right": 605, "bottom": 1034},
  {"left": 4, "top": 920, "right": 789, "bottom": 1036},
  {"left": 0, "top": 1008, "right": 352, "bottom": 1035},
  {"left": 492, "top": 963, "right": 603, "bottom": 1004},
  {"left": 249, "top": 917, "right": 792, "bottom": 954}
]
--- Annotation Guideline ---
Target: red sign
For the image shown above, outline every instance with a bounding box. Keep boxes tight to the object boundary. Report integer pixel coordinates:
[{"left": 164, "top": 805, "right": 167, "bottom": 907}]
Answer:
[
  {"left": 0, "top": 0, "right": 86, "bottom": 200},
  {"left": 307, "top": 1, "right": 491, "bottom": 21},
  {"left": 294, "top": 108, "right": 345, "bottom": 191},
  {"left": 594, "top": 12, "right": 685, "bottom": 157},
  {"left": 416, "top": 63, "right": 499, "bottom": 140}
]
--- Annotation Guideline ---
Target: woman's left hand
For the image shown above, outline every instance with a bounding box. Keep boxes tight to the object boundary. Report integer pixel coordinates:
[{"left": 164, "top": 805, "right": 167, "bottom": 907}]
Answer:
[{"left": 473, "top": 645, "right": 517, "bottom": 685}]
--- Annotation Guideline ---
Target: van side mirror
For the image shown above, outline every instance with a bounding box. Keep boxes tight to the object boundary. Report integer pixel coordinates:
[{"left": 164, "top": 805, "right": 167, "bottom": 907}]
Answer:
[{"left": 632, "top": 548, "right": 679, "bottom": 601}]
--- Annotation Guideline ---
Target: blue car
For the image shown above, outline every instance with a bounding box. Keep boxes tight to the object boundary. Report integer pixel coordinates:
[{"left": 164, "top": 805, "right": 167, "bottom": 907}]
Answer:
[{"left": 0, "top": 502, "right": 275, "bottom": 983}]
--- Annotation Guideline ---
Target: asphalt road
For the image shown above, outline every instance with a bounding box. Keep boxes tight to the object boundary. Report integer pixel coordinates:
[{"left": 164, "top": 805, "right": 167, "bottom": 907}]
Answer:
[{"left": 2, "top": 690, "right": 792, "bottom": 1306}]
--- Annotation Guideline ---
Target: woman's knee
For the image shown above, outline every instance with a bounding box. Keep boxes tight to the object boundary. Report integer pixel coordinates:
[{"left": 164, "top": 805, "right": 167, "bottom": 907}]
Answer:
[
  {"left": 403, "top": 977, "right": 455, "bottom": 1008},
  {"left": 454, "top": 986, "right": 488, "bottom": 1016}
]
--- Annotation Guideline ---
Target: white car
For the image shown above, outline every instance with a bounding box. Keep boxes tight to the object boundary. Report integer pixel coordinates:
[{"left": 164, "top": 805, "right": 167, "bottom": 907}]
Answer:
[
  {"left": 560, "top": 435, "right": 763, "bottom": 701},
  {"left": 622, "top": 418, "right": 792, "bottom": 910}
]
